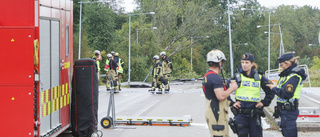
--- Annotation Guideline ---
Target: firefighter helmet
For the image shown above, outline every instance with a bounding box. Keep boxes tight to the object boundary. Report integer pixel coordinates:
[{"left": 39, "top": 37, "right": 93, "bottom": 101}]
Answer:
[
  {"left": 94, "top": 50, "right": 100, "bottom": 55},
  {"left": 153, "top": 55, "right": 160, "bottom": 60},
  {"left": 107, "top": 54, "right": 112, "bottom": 58},
  {"left": 115, "top": 52, "right": 119, "bottom": 56},
  {"left": 206, "top": 49, "right": 226, "bottom": 63},
  {"left": 160, "top": 51, "right": 166, "bottom": 56},
  {"left": 111, "top": 51, "right": 115, "bottom": 55}
]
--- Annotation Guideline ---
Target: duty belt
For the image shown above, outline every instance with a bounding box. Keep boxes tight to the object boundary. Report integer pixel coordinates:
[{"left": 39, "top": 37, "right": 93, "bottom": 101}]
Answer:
[{"left": 238, "top": 108, "right": 253, "bottom": 115}]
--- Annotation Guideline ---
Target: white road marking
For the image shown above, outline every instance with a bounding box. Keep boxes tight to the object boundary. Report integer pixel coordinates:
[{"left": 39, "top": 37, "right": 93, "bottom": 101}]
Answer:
[{"left": 133, "top": 100, "right": 160, "bottom": 116}]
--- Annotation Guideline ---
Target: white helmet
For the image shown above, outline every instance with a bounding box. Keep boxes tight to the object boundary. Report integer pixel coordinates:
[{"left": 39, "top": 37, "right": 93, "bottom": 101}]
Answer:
[
  {"left": 207, "top": 49, "right": 226, "bottom": 63},
  {"left": 153, "top": 55, "right": 160, "bottom": 60},
  {"left": 160, "top": 51, "right": 166, "bottom": 56},
  {"left": 107, "top": 54, "right": 112, "bottom": 58},
  {"left": 94, "top": 50, "right": 100, "bottom": 55},
  {"left": 110, "top": 51, "right": 115, "bottom": 55}
]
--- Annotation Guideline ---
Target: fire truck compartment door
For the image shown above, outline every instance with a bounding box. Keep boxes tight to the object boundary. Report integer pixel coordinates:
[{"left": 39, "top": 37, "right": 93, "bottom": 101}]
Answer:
[{"left": 39, "top": 19, "right": 61, "bottom": 136}]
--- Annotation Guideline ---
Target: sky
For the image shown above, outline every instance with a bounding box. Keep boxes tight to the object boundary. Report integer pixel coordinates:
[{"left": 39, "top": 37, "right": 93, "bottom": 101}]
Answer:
[{"left": 120, "top": 0, "right": 320, "bottom": 13}]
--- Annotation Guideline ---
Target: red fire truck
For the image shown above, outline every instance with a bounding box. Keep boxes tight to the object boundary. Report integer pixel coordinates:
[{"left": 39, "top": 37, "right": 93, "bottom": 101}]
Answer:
[{"left": 0, "top": 0, "right": 73, "bottom": 136}]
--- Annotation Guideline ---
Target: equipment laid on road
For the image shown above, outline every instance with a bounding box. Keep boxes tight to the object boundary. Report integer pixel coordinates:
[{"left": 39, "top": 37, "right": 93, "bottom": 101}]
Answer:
[
  {"left": 297, "top": 107, "right": 320, "bottom": 122},
  {"left": 115, "top": 115, "right": 192, "bottom": 127},
  {"left": 1, "top": 1, "right": 74, "bottom": 136},
  {"left": 101, "top": 77, "right": 192, "bottom": 128}
]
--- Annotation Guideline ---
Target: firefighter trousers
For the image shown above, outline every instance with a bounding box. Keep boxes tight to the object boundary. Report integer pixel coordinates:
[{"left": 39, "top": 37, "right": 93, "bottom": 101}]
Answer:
[
  {"left": 106, "top": 71, "right": 110, "bottom": 90},
  {"left": 205, "top": 99, "right": 229, "bottom": 137},
  {"left": 151, "top": 77, "right": 162, "bottom": 91},
  {"left": 109, "top": 70, "right": 118, "bottom": 90},
  {"left": 118, "top": 73, "right": 122, "bottom": 90},
  {"left": 163, "top": 74, "right": 170, "bottom": 91}
]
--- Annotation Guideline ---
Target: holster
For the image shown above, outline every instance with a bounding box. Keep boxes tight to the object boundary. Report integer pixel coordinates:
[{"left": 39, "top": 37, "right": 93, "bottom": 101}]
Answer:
[
  {"left": 273, "top": 106, "right": 280, "bottom": 118},
  {"left": 230, "top": 106, "right": 239, "bottom": 116},
  {"left": 228, "top": 118, "right": 237, "bottom": 134}
]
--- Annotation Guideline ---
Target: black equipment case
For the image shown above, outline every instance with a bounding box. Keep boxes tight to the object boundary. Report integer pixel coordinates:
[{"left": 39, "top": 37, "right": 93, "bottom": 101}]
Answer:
[{"left": 71, "top": 59, "right": 99, "bottom": 137}]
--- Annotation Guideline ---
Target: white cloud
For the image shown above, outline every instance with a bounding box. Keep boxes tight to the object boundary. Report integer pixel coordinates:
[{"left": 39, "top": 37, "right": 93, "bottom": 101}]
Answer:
[{"left": 119, "top": 0, "right": 138, "bottom": 13}]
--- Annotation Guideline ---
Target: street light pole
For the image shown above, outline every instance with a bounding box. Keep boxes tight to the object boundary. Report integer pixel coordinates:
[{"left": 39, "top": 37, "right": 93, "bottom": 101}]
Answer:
[
  {"left": 78, "top": 2, "right": 82, "bottom": 59},
  {"left": 128, "top": 15, "right": 131, "bottom": 86},
  {"left": 128, "top": 12, "right": 155, "bottom": 86},
  {"left": 191, "top": 37, "right": 193, "bottom": 70},
  {"left": 227, "top": 0, "right": 234, "bottom": 77},
  {"left": 268, "top": 11, "right": 271, "bottom": 78}
]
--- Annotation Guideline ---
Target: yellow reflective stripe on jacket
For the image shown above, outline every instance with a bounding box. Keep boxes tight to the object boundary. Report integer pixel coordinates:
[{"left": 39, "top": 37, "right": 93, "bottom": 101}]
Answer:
[
  {"left": 235, "top": 73, "right": 262, "bottom": 102},
  {"left": 162, "top": 60, "right": 172, "bottom": 74},
  {"left": 276, "top": 73, "right": 303, "bottom": 103},
  {"left": 104, "top": 59, "right": 110, "bottom": 71},
  {"left": 118, "top": 58, "right": 124, "bottom": 73},
  {"left": 153, "top": 60, "right": 162, "bottom": 77}
]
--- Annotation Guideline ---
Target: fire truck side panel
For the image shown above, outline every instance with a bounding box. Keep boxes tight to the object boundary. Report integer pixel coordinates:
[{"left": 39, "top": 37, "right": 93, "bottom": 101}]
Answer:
[
  {"left": 0, "top": 1, "right": 73, "bottom": 136},
  {"left": 1, "top": 86, "right": 34, "bottom": 136},
  {"left": 0, "top": 1, "right": 34, "bottom": 26},
  {"left": 0, "top": 28, "right": 35, "bottom": 137},
  {"left": 52, "top": 0, "right": 60, "bottom": 9},
  {"left": 0, "top": 28, "right": 35, "bottom": 85},
  {"left": 39, "top": 0, "right": 51, "bottom": 7}
]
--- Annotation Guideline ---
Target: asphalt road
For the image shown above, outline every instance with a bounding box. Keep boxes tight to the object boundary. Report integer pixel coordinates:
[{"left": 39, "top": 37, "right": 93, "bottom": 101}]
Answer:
[{"left": 59, "top": 81, "right": 320, "bottom": 137}]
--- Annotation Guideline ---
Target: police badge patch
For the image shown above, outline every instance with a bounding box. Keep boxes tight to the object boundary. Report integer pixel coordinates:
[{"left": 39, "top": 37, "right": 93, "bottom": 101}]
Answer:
[{"left": 286, "top": 84, "right": 293, "bottom": 92}]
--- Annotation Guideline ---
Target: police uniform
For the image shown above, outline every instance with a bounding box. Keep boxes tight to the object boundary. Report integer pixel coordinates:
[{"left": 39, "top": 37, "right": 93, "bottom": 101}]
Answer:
[
  {"left": 108, "top": 58, "right": 118, "bottom": 91},
  {"left": 232, "top": 53, "right": 274, "bottom": 137},
  {"left": 151, "top": 59, "right": 163, "bottom": 92},
  {"left": 161, "top": 56, "right": 173, "bottom": 92},
  {"left": 203, "top": 70, "right": 230, "bottom": 137},
  {"left": 114, "top": 55, "right": 124, "bottom": 90},
  {"left": 271, "top": 53, "right": 307, "bottom": 137}
]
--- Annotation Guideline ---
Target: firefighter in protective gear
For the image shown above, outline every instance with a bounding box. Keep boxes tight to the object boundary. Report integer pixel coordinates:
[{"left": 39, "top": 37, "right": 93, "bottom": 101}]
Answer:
[
  {"left": 108, "top": 53, "right": 119, "bottom": 91},
  {"left": 93, "top": 50, "right": 102, "bottom": 80},
  {"left": 202, "top": 49, "right": 238, "bottom": 137},
  {"left": 105, "top": 54, "right": 112, "bottom": 91},
  {"left": 149, "top": 55, "right": 163, "bottom": 94},
  {"left": 160, "top": 51, "right": 173, "bottom": 92},
  {"left": 267, "top": 52, "right": 307, "bottom": 137},
  {"left": 231, "top": 53, "right": 274, "bottom": 137},
  {"left": 114, "top": 52, "right": 125, "bottom": 91}
]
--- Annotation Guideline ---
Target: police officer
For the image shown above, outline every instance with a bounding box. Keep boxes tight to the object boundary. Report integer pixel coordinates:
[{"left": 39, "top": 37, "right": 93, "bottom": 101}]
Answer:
[
  {"left": 93, "top": 50, "right": 102, "bottom": 80},
  {"left": 104, "top": 54, "right": 111, "bottom": 91},
  {"left": 108, "top": 53, "right": 119, "bottom": 92},
  {"left": 267, "top": 52, "right": 307, "bottom": 137},
  {"left": 231, "top": 53, "right": 274, "bottom": 137},
  {"left": 149, "top": 55, "right": 163, "bottom": 94},
  {"left": 160, "top": 51, "right": 173, "bottom": 93},
  {"left": 203, "top": 49, "right": 238, "bottom": 137}
]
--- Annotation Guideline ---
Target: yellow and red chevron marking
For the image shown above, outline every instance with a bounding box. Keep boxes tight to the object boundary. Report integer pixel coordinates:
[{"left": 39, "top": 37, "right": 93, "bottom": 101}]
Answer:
[
  {"left": 52, "top": 86, "right": 60, "bottom": 113},
  {"left": 60, "top": 83, "right": 70, "bottom": 109},
  {"left": 40, "top": 83, "right": 70, "bottom": 118},
  {"left": 40, "top": 89, "right": 51, "bottom": 118}
]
